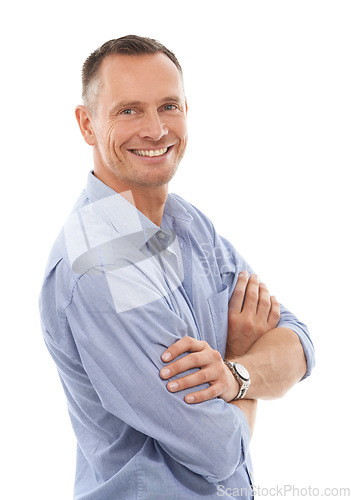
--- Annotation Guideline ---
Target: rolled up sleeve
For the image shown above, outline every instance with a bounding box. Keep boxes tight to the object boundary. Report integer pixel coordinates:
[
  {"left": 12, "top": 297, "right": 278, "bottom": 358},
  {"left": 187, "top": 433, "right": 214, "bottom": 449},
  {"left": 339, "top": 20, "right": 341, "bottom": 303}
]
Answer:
[{"left": 213, "top": 232, "right": 315, "bottom": 379}]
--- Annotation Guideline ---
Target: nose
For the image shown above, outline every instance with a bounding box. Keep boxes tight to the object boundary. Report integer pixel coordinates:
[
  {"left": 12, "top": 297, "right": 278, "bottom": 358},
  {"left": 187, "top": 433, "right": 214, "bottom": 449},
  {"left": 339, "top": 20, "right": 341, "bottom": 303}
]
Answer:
[{"left": 139, "top": 110, "right": 168, "bottom": 142}]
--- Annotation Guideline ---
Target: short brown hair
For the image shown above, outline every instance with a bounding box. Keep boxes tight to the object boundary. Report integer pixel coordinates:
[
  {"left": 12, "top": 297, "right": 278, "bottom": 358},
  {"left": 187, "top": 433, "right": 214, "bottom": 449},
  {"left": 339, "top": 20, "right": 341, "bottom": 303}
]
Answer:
[{"left": 82, "top": 35, "right": 183, "bottom": 111}]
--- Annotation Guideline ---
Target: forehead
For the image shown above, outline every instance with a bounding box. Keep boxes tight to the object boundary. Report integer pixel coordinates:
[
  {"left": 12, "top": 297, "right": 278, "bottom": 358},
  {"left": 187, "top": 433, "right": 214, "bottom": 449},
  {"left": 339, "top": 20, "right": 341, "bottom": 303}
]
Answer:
[{"left": 98, "top": 53, "right": 184, "bottom": 104}]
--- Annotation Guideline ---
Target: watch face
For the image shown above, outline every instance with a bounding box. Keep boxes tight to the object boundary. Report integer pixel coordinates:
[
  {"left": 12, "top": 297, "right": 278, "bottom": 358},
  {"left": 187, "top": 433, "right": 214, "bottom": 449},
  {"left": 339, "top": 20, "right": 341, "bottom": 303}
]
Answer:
[{"left": 235, "top": 363, "right": 250, "bottom": 381}]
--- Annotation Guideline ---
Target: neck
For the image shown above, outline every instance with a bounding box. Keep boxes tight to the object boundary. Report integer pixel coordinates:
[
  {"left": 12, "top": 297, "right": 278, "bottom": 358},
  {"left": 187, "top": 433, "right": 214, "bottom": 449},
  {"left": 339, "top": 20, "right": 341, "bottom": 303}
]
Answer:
[
  {"left": 93, "top": 169, "right": 168, "bottom": 227},
  {"left": 131, "top": 186, "right": 168, "bottom": 227}
]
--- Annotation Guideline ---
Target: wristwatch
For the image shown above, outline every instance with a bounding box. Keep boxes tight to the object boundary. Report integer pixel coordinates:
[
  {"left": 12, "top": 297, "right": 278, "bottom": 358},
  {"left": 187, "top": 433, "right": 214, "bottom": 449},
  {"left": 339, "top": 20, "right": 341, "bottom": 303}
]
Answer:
[{"left": 224, "top": 360, "right": 251, "bottom": 400}]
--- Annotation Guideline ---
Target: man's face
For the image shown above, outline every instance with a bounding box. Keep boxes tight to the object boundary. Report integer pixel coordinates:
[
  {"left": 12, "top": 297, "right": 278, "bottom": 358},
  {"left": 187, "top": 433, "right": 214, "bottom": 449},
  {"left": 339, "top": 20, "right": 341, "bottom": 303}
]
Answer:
[{"left": 88, "top": 53, "right": 188, "bottom": 190}]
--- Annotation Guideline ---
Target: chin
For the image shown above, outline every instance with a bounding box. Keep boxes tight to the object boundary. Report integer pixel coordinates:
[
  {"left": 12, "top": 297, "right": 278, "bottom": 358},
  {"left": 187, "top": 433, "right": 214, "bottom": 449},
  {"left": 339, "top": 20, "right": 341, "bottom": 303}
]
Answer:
[
  {"left": 136, "top": 165, "right": 179, "bottom": 187},
  {"left": 136, "top": 175, "right": 174, "bottom": 188}
]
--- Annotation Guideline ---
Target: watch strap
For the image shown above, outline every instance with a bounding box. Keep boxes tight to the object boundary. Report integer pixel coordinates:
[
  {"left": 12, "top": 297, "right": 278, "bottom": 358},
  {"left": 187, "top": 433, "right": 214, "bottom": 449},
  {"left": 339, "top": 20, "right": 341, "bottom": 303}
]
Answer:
[{"left": 224, "top": 360, "right": 251, "bottom": 400}]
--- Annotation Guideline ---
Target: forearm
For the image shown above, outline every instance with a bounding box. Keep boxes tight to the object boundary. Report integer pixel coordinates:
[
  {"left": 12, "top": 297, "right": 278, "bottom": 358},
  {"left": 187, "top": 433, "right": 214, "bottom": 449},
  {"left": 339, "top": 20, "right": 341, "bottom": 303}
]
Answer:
[{"left": 227, "top": 327, "right": 307, "bottom": 400}]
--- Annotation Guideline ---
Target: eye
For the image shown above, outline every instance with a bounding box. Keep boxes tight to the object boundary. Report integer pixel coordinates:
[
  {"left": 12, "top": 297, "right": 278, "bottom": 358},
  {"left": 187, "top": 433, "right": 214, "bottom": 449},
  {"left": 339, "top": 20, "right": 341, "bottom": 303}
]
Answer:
[
  {"left": 163, "top": 104, "right": 177, "bottom": 111},
  {"left": 121, "top": 109, "right": 136, "bottom": 115}
]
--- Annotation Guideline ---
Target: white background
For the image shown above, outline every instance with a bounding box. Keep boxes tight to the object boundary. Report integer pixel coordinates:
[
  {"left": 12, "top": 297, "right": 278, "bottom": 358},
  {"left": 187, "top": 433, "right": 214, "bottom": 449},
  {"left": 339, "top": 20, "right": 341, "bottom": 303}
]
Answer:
[{"left": 2, "top": 1, "right": 350, "bottom": 498}]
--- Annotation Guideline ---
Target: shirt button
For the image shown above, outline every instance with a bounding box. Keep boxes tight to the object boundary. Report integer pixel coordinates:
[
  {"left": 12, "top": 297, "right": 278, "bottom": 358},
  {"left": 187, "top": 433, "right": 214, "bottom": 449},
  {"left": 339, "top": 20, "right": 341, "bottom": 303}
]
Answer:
[{"left": 157, "top": 232, "right": 166, "bottom": 240}]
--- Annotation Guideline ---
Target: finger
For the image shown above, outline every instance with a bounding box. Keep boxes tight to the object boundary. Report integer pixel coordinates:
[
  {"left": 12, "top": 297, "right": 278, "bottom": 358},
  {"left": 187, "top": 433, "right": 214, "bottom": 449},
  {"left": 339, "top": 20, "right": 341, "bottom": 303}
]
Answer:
[
  {"left": 161, "top": 336, "right": 206, "bottom": 363},
  {"left": 256, "top": 282, "right": 271, "bottom": 320},
  {"left": 160, "top": 349, "right": 214, "bottom": 379},
  {"left": 184, "top": 383, "right": 223, "bottom": 404},
  {"left": 166, "top": 366, "right": 216, "bottom": 393},
  {"left": 228, "top": 271, "right": 249, "bottom": 313},
  {"left": 241, "top": 274, "right": 259, "bottom": 314},
  {"left": 267, "top": 296, "right": 280, "bottom": 329}
]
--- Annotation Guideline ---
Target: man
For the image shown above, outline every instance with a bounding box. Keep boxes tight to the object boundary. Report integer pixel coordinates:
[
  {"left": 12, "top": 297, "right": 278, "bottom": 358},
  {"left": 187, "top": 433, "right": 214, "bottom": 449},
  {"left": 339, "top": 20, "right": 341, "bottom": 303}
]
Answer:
[{"left": 39, "top": 35, "right": 314, "bottom": 499}]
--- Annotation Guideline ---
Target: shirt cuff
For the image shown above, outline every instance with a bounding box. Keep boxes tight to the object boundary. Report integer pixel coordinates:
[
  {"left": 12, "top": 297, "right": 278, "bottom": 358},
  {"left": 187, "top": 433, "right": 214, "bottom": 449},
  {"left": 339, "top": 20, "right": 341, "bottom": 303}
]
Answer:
[{"left": 277, "top": 321, "right": 315, "bottom": 380}]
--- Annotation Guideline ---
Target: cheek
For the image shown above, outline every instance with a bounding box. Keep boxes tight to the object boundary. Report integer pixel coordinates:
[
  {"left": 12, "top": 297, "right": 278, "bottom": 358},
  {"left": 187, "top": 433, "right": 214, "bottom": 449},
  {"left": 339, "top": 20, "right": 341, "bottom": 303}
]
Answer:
[
  {"left": 111, "top": 123, "right": 136, "bottom": 151},
  {"left": 95, "top": 122, "right": 115, "bottom": 152},
  {"left": 173, "top": 117, "right": 188, "bottom": 142}
]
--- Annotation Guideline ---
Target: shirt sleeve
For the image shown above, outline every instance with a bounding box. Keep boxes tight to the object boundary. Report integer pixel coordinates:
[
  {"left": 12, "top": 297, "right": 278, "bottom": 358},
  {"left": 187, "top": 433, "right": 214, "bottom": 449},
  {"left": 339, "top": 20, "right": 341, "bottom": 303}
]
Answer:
[
  {"left": 213, "top": 232, "right": 315, "bottom": 379},
  {"left": 64, "top": 264, "right": 251, "bottom": 484}
]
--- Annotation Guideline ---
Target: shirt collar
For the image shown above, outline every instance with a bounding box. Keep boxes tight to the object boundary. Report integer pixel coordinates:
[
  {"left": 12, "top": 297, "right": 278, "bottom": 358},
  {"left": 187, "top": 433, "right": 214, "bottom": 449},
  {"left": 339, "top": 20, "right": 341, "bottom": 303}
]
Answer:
[
  {"left": 85, "top": 171, "right": 192, "bottom": 235},
  {"left": 66, "top": 171, "right": 192, "bottom": 275},
  {"left": 85, "top": 171, "right": 159, "bottom": 240}
]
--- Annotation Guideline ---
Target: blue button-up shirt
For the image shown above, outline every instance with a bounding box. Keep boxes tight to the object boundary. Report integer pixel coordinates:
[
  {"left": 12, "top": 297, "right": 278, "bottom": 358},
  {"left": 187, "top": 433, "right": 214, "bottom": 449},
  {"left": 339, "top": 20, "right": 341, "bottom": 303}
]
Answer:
[{"left": 39, "top": 172, "right": 314, "bottom": 499}]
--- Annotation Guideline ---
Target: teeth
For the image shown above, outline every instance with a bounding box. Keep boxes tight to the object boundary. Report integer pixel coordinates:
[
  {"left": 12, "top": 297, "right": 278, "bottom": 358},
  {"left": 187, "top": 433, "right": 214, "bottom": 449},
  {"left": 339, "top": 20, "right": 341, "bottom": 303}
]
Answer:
[{"left": 132, "top": 148, "right": 168, "bottom": 157}]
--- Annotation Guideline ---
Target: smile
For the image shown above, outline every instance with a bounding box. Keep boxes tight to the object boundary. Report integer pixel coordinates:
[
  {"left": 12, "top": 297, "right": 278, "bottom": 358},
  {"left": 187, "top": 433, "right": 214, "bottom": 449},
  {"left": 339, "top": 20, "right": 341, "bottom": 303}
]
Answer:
[{"left": 130, "top": 147, "right": 169, "bottom": 157}]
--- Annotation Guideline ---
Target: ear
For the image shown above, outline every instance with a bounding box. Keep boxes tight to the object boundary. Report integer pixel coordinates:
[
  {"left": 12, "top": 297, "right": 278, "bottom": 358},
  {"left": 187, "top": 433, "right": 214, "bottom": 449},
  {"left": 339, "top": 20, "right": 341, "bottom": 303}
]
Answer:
[
  {"left": 75, "top": 105, "right": 97, "bottom": 146},
  {"left": 185, "top": 99, "right": 188, "bottom": 115}
]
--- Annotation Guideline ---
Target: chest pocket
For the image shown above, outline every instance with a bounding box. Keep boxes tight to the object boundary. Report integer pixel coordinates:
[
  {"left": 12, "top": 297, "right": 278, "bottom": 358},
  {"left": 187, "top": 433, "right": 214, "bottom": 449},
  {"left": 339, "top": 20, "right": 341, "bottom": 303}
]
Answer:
[{"left": 207, "top": 284, "right": 229, "bottom": 357}]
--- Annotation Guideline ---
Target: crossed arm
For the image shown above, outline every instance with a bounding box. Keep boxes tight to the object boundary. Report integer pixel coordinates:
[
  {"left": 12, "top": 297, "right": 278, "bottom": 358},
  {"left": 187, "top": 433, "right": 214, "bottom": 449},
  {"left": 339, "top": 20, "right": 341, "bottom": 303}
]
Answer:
[{"left": 160, "top": 271, "right": 307, "bottom": 433}]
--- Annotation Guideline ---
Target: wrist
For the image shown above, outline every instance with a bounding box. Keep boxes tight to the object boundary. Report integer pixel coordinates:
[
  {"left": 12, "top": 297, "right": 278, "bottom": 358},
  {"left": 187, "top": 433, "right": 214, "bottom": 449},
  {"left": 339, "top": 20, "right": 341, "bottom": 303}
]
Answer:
[
  {"left": 224, "top": 360, "right": 251, "bottom": 400},
  {"left": 222, "top": 366, "right": 240, "bottom": 402}
]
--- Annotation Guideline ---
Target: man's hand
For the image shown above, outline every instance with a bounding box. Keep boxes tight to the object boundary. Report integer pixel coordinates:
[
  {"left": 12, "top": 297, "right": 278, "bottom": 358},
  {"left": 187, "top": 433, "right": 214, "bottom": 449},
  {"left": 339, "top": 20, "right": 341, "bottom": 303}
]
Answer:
[
  {"left": 160, "top": 337, "right": 239, "bottom": 404},
  {"left": 160, "top": 337, "right": 257, "bottom": 435},
  {"left": 159, "top": 272, "right": 279, "bottom": 405},
  {"left": 226, "top": 271, "right": 280, "bottom": 358}
]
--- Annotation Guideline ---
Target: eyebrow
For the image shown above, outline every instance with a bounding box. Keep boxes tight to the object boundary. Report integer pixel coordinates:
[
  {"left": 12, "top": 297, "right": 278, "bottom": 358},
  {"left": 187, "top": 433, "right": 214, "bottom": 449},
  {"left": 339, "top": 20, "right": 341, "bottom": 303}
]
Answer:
[{"left": 110, "top": 96, "right": 184, "bottom": 113}]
